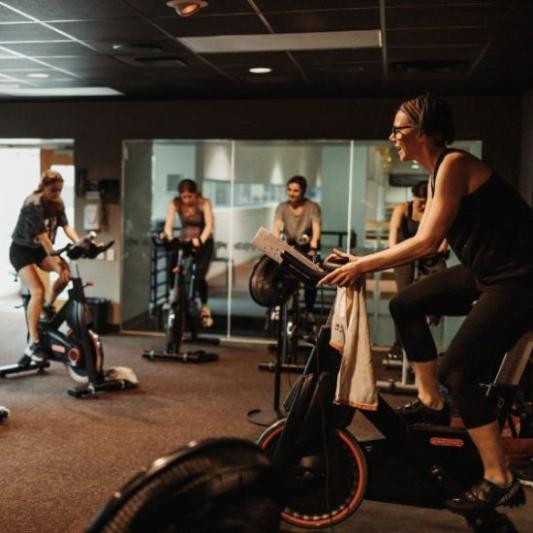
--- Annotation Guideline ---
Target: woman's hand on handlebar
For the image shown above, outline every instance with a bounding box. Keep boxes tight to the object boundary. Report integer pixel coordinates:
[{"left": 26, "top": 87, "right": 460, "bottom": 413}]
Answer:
[
  {"left": 191, "top": 237, "right": 202, "bottom": 248},
  {"left": 324, "top": 248, "right": 356, "bottom": 264},
  {"left": 317, "top": 250, "right": 363, "bottom": 288}
]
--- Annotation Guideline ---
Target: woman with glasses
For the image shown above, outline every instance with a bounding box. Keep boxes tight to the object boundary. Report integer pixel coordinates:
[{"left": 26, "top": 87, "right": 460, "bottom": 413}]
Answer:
[
  {"left": 319, "top": 94, "right": 533, "bottom": 513},
  {"left": 10, "top": 169, "right": 81, "bottom": 361}
]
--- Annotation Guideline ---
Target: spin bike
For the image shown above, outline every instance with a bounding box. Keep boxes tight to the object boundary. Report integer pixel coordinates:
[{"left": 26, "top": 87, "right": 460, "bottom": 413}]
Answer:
[
  {"left": 251, "top": 230, "right": 529, "bottom": 531},
  {"left": 0, "top": 235, "right": 138, "bottom": 398},
  {"left": 142, "top": 234, "right": 218, "bottom": 363}
]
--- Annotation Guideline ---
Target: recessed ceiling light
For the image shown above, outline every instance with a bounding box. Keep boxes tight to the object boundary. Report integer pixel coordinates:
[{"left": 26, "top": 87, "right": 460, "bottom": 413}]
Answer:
[
  {"left": 27, "top": 72, "right": 50, "bottom": 79},
  {"left": 249, "top": 67, "right": 272, "bottom": 74},
  {"left": 166, "top": 0, "right": 208, "bottom": 17}
]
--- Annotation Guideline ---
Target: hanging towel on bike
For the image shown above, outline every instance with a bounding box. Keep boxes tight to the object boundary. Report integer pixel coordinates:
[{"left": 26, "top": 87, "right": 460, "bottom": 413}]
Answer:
[{"left": 330, "top": 283, "right": 378, "bottom": 411}]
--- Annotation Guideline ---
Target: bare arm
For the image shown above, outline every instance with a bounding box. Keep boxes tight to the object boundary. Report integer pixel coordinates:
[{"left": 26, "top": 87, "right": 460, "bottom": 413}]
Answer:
[
  {"left": 319, "top": 154, "right": 467, "bottom": 287},
  {"left": 62, "top": 224, "right": 81, "bottom": 244},
  {"left": 273, "top": 211, "right": 283, "bottom": 238},
  {"left": 388, "top": 203, "right": 406, "bottom": 248},
  {"left": 310, "top": 206, "right": 321, "bottom": 249},
  {"left": 199, "top": 198, "right": 214, "bottom": 244},
  {"left": 36, "top": 233, "right": 63, "bottom": 273},
  {"left": 164, "top": 201, "right": 177, "bottom": 240}
]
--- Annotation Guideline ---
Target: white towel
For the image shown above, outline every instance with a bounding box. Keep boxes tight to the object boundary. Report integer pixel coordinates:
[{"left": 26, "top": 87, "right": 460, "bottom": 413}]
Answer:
[{"left": 330, "top": 283, "right": 378, "bottom": 411}]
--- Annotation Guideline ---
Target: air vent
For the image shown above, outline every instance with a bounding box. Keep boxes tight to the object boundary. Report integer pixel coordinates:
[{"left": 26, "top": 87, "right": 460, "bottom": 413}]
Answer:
[
  {"left": 134, "top": 57, "right": 187, "bottom": 67},
  {"left": 390, "top": 60, "right": 469, "bottom": 74},
  {"left": 117, "top": 56, "right": 188, "bottom": 68}
]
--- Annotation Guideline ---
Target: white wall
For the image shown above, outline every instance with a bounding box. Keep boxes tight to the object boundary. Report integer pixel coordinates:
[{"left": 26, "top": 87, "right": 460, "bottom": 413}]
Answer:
[{"left": 152, "top": 143, "right": 196, "bottom": 224}]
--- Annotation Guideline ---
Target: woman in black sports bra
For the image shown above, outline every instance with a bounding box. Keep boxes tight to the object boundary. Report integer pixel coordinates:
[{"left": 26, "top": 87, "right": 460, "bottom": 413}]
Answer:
[
  {"left": 388, "top": 180, "right": 447, "bottom": 358},
  {"left": 319, "top": 94, "right": 533, "bottom": 513}
]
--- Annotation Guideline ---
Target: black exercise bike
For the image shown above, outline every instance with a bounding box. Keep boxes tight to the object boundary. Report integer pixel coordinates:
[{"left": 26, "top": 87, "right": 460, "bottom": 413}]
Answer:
[
  {"left": 250, "top": 239, "right": 530, "bottom": 532},
  {"left": 142, "top": 234, "right": 218, "bottom": 363},
  {"left": 0, "top": 235, "right": 138, "bottom": 398}
]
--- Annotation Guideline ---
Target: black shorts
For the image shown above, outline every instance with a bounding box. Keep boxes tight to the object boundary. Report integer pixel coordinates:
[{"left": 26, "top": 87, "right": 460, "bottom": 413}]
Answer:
[{"left": 9, "top": 242, "right": 47, "bottom": 272}]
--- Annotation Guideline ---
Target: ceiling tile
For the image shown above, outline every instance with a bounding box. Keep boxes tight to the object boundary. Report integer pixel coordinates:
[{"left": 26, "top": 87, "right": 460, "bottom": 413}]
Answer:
[
  {"left": 387, "top": 27, "right": 489, "bottom": 47},
  {"left": 154, "top": 14, "right": 267, "bottom": 37},
  {"left": 3, "top": 41, "right": 99, "bottom": 57},
  {"left": 2, "top": 0, "right": 137, "bottom": 21},
  {"left": 0, "top": 23, "right": 65, "bottom": 42},
  {"left": 266, "top": 9, "right": 380, "bottom": 33},
  {"left": 43, "top": 55, "right": 126, "bottom": 69},
  {"left": 0, "top": 57, "right": 45, "bottom": 70},
  {"left": 387, "top": 46, "right": 480, "bottom": 62},
  {"left": 52, "top": 19, "right": 164, "bottom": 41},
  {"left": 385, "top": 5, "right": 489, "bottom": 29},
  {"left": 0, "top": 6, "right": 31, "bottom": 22},
  {"left": 255, "top": 1, "right": 379, "bottom": 11},
  {"left": 292, "top": 48, "right": 381, "bottom": 65}
]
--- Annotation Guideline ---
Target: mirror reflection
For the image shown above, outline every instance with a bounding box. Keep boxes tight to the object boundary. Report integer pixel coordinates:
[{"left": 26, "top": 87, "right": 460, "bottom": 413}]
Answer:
[{"left": 121, "top": 138, "right": 481, "bottom": 353}]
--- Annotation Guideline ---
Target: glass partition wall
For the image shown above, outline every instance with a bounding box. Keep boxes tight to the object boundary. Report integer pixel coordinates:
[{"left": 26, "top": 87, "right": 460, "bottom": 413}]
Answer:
[{"left": 121, "top": 139, "right": 480, "bottom": 350}]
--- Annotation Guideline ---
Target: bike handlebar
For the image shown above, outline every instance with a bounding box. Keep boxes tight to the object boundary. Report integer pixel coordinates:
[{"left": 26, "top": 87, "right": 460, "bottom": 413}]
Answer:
[
  {"left": 279, "top": 251, "right": 349, "bottom": 284},
  {"left": 152, "top": 233, "right": 196, "bottom": 254},
  {"left": 52, "top": 236, "right": 114, "bottom": 260}
]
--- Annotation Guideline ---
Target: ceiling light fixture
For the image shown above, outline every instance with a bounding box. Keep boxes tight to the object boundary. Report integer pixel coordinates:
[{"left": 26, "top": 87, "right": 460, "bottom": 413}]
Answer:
[
  {"left": 27, "top": 72, "right": 50, "bottom": 79},
  {"left": 249, "top": 67, "right": 272, "bottom": 74},
  {"left": 166, "top": 0, "right": 208, "bottom": 17}
]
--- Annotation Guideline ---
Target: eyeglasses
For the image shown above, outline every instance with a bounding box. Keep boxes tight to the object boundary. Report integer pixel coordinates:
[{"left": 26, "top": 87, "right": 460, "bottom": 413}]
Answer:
[{"left": 391, "top": 125, "right": 415, "bottom": 138}]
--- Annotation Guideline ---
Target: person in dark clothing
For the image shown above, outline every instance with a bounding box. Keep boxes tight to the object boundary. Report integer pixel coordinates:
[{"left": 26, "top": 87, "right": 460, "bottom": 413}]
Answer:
[
  {"left": 10, "top": 169, "right": 81, "bottom": 361},
  {"left": 164, "top": 179, "right": 215, "bottom": 328},
  {"left": 388, "top": 180, "right": 447, "bottom": 358},
  {"left": 319, "top": 94, "right": 532, "bottom": 513}
]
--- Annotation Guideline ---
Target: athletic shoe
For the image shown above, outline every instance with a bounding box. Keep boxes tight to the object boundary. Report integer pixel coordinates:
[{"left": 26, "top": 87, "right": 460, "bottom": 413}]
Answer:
[
  {"left": 445, "top": 477, "right": 525, "bottom": 514},
  {"left": 24, "top": 342, "right": 46, "bottom": 363},
  {"left": 397, "top": 398, "right": 451, "bottom": 426},
  {"left": 0, "top": 405, "right": 9, "bottom": 422},
  {"left": 200, "top": 305, "right": 214, "bottom": 328},
  {"left": 41, "top": 303, "right": 56, "bottom": 320}
]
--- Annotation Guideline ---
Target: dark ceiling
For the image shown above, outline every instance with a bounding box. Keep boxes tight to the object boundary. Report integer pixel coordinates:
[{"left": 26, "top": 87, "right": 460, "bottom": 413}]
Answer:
[{"left": 0, "top": 0, "right": 531, "bottom": 101}]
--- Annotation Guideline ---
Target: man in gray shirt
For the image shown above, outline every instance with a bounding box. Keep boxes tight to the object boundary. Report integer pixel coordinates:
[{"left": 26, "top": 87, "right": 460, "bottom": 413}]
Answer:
[{"left": 273, "top": 175, "right": 321, "bottom": 322}]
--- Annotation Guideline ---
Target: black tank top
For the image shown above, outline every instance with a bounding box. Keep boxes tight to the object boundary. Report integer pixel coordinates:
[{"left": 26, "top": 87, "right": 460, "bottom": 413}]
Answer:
[
  {"left": 431, "top": 149, "right": 533, "bottom": 289},
  {"left": 175, "top": 198, "right": 206, "bottom": 240},
  {"left": 398, "top": 201, "right": 419, "bottom": 242}
]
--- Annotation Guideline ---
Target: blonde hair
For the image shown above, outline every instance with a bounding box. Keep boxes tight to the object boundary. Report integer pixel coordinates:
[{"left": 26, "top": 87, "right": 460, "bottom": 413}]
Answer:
[{"left": 399, "top": 94, "right": 455, "bottom": 146}]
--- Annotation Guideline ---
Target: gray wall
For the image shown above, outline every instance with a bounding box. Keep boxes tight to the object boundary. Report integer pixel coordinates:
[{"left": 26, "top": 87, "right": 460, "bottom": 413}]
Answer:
[
  {"left": 122, "top": 142, "right": 153, "bottom": 325},
  {"left": 0, "top": 95, "right": 528, "bottom": 324}
]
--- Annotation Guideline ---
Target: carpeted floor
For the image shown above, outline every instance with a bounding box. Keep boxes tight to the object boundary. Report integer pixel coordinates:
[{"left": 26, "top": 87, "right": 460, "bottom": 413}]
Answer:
[{"left": 0, "top": 309, "right": 531, "bottom": 533}]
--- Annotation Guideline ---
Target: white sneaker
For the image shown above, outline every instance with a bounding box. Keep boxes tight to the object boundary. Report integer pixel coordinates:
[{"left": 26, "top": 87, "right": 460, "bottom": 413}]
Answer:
[{"left": 24, "top": 342, "right": 46, "bottom": 363}]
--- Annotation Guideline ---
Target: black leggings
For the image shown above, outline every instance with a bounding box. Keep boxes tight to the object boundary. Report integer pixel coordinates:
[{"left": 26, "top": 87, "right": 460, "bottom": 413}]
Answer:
[
  {"left": 389, "top": 265, "right": 533, "bottom": 429},
  {"left": 169, "top": 239, "right": 214, "bottom": 305},
  {"left": 392, "top": 256, "right": 447, "bottom": 345}
]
